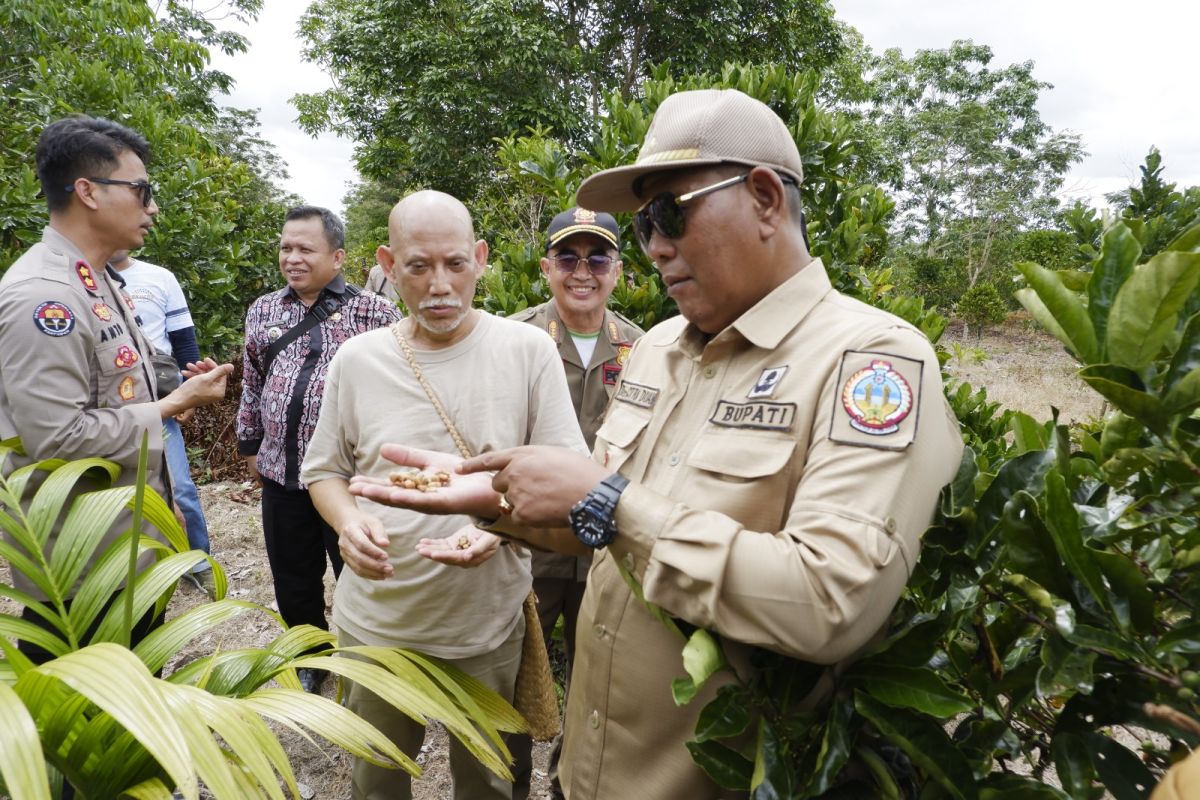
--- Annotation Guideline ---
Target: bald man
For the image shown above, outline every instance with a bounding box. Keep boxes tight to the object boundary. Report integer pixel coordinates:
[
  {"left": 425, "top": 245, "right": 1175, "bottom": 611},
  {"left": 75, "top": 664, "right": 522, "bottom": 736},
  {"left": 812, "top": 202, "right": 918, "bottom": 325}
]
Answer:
[{"left": 303, "top": 191, "right": 587, "bottom": 800}]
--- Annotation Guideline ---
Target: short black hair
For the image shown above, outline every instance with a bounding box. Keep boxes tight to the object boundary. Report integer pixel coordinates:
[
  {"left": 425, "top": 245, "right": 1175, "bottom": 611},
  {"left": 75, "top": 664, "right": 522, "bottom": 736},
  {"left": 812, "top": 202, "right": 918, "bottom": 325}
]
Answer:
[
  {"left": 284, "top": 205, "right": 345, "bottom": 251},
  {"left": 36, "top": 116, "right": 151, "bottom": 213}
]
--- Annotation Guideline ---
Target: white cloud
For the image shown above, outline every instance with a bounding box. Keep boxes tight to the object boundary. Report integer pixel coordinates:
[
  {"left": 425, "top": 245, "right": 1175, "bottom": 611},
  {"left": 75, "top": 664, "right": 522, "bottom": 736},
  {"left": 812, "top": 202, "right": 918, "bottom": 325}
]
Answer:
[
  {"left": 208, "top": 1, "right": 356, "bottom": 215},
  {"left": 832, "top": 0, "right": 1200, "bottom": 206}
]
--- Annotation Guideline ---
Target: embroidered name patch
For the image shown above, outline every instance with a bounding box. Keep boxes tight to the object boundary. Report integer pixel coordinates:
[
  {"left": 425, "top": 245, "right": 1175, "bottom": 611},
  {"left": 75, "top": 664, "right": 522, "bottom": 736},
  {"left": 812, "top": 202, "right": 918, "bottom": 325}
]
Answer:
[
  {"left": 615, "top": 380, "right": 659, "bottom": 409},
  {"left": 33, "top": 301, "right": 76, "bottom": 336},
  {"left": 710, "top": 400, "right": 797, "bottom": 431},
  {"left": 829, "top": 350, "right": 924, "bottom": 450}
]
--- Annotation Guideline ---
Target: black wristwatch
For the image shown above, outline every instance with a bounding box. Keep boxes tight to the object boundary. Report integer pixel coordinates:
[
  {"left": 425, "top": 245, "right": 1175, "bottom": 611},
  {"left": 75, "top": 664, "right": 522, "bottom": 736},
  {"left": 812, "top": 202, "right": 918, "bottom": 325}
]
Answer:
[{"left": 570, "top": 473, "right": 630, "bottom": 548}]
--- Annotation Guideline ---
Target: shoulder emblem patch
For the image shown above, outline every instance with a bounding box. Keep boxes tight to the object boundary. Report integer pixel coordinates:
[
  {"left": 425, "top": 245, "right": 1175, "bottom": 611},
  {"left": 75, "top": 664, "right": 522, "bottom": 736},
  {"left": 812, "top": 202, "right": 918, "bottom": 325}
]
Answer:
[
  {"left": 75, "top": 261, "right": 100, "bottom": 294},
  {"left": 33, "top": 301, "right": 76, "bottom": 337},
  {"left": 841, "top": 359, "right": 913, "bottom": 435},
  {"left": 118, "top": 375, "right": 136, "bottom": 400},
  {"left": 114, "top": 345, "right": 139, "bottom": 369},
  {"left": 829, "top": 350, "right": 924, "bottom": 451},
  {"left": 92, "top": 303, "right": 113, "bottom": 322},
  {"left": 615, "top": 380, "right": 659, "bottom": 409},
  {"left": 607, "top": 320, "right": 620, "bottom": 342}
]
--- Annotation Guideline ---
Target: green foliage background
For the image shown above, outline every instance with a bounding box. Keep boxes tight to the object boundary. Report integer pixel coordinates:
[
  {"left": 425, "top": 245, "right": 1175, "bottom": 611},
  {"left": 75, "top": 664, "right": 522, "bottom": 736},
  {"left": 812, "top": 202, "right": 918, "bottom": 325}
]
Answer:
[
  {"left": 0, "top": 0, "right": 295, "bottom": 359},
  {"left": 4, "top": 0, "right": 1200, "bottom": 796}
]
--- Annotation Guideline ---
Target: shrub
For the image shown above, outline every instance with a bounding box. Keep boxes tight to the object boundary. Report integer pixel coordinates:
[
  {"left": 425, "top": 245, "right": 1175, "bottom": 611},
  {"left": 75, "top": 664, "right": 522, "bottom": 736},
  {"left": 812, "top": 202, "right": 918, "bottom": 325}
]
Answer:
[{"left": 956, "top": 282, "right": 1008, "bottom": 339}]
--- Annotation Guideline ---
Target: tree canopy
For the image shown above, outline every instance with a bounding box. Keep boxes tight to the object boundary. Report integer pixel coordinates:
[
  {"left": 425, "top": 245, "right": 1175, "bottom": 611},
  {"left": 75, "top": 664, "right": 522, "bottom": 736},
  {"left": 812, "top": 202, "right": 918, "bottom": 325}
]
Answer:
[
  {"left": 0, "top": 0, "right": 294, "bottom": 356},
  {"left": 294, "top": 0, "right": 851, "bottom": 200}
]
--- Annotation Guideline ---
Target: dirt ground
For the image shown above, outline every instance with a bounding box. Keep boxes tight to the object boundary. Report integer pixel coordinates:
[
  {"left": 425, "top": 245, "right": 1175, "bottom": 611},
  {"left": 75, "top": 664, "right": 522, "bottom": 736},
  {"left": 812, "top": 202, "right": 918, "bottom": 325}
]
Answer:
[
  {"left": 2, "top": 319, "right": 1095, "bottom": 798},
  {"left": 943, "top": 315, "right": 1101, "bottom": 425}
]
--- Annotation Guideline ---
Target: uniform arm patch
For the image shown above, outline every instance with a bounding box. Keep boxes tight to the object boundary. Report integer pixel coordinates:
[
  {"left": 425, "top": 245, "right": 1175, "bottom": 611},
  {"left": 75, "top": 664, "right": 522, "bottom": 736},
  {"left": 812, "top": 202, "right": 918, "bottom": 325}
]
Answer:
[{"left": 828, "top": 349, "right": 923, "bottom": 450}]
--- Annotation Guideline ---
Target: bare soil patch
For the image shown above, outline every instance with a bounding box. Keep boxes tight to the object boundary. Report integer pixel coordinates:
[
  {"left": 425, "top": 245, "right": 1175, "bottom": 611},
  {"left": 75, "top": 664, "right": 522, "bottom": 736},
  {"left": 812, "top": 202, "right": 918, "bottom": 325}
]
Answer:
[{"left": 943, "top": 316, "right": 1100, "bottom": 425}]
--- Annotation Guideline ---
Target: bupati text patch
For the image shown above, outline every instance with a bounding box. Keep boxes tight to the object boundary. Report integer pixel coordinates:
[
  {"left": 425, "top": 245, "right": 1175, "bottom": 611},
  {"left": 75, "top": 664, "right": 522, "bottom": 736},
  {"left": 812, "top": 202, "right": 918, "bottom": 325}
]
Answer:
[{"left": 710, "top": 400, "right": 797, "bottom": 431}]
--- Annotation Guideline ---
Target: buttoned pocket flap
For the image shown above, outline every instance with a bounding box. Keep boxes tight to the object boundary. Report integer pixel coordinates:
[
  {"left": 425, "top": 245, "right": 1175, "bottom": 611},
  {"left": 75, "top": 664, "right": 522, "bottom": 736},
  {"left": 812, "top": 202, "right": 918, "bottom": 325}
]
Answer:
[
  {"left": 688, "top": 431, "right": 795, "bottom": 479},
  {"left": 597, "top": 404, "right": 651, "bottom": 448}
]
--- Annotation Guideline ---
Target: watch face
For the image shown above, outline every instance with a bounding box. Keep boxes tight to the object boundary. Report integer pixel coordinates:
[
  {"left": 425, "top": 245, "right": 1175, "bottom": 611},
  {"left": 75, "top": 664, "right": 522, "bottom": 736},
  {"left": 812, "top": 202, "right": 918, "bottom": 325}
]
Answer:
[{"left": 571, "top": 498, "right": 615, "bottom": 548}]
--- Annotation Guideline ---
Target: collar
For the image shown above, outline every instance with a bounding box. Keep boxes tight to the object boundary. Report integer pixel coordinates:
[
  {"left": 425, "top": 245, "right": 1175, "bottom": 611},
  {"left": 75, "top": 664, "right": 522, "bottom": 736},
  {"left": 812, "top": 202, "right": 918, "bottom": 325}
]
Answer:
[
  {"left": 107, "top": 264, "right": 127, "bottom": 288},
  {"left": 41, "top": 226, "right": 88, "bottom": 268},
  {"left": 547, "top": 299, "right": 622, "bottom": 343},
  {"left": 678, "top": 258, "right": 832, "bottom": 356},
  {"left": 732, "top": 258, "right": 831, "bottom": 349},
  {"left": 279, "top": 273, "right": 350, "bottom": 303}
]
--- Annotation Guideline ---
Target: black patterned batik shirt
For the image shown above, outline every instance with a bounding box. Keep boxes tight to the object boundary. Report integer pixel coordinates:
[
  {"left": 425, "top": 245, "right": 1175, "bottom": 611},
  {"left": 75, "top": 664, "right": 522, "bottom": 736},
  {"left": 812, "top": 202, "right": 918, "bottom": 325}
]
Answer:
[{"left": 236, "top": 275, "right": 402, "bottom": 489}]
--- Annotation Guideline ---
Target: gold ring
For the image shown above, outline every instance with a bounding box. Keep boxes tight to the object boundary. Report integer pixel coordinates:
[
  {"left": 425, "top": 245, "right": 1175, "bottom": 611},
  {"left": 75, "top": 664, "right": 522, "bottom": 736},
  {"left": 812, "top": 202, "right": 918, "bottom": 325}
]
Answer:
[{"left": 498, "top": 494, "right": 513, "bottom": 514}]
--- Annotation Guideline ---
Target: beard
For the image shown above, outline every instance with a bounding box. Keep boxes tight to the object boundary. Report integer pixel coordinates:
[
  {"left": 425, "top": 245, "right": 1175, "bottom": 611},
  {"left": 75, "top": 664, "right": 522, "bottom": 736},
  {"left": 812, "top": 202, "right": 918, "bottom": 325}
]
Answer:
[{"left": 414, "top": 299, "right": 468, "bottom": 335}]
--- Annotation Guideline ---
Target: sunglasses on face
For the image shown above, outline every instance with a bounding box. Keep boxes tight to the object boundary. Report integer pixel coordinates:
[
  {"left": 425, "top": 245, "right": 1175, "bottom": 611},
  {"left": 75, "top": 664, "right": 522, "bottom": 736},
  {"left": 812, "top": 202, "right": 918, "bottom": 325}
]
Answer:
[
  {"left": 65, "top": 177, "right": 155, "bottom": 207},
  {"left": 633, "top": 173, "right": 749, "bottom": 249},
  {"left": 550, "top": 252, "right": 616, "bottom": 275}
]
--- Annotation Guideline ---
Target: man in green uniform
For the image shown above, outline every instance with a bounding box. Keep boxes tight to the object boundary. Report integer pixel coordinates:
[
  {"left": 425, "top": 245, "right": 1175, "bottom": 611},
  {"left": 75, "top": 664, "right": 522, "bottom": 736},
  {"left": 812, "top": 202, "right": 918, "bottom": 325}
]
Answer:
[{"left": 508, "top": 208, "right": 643, "bottom": 798}]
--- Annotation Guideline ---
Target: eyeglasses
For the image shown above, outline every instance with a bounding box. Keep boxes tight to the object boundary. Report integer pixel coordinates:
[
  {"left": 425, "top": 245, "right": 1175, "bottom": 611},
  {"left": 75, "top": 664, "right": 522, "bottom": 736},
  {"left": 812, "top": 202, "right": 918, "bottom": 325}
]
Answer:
[
  {"left": 550, "top": 253, "right": 616, "bottom": 275},
  {"left": 633, "top": 173, "right": 748, "bottom": 249},
  {"left": 65, "top": 177, "right": 155, "bottom": 207}
]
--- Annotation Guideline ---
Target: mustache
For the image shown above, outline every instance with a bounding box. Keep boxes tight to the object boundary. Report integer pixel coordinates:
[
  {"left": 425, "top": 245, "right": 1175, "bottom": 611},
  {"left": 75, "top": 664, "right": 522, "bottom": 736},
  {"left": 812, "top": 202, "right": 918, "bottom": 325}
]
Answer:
[{"left": 418, "top": 299, "right": 463, "bottom": 310}]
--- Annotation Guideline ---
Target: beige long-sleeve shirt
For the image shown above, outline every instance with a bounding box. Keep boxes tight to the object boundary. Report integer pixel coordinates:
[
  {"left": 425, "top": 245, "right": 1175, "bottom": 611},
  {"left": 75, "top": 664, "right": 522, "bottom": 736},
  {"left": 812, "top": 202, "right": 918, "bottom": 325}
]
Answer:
[
  {"left": 0, "top": 227, "right": 166, "bottom": 598},
  {"left": 301, "top": 313, "right": 588, "bottom": 658},
  {"left": 561, "top": 261, "right": 964, "bottom": 799}
]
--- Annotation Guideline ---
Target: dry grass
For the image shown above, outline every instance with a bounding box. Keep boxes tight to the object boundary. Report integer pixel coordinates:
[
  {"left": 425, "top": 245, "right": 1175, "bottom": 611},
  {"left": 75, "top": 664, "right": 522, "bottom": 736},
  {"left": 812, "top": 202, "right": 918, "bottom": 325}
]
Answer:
[{"left": 943, "top": 315, "right": 1102, "bottom": 426}]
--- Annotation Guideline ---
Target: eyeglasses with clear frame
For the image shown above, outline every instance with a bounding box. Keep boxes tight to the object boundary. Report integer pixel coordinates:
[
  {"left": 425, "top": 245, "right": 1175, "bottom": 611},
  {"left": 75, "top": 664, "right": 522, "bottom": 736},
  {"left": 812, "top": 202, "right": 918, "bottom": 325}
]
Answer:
[{"left": 65, "top": 177, "right": 155, "bottom": 207}]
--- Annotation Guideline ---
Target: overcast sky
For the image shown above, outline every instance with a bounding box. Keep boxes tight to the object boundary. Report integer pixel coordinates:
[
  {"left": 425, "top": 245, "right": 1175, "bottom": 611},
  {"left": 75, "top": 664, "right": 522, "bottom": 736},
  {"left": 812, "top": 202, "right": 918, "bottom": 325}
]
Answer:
[{"left": 210, "top": 0, "right": 1200, "bottom": 216}]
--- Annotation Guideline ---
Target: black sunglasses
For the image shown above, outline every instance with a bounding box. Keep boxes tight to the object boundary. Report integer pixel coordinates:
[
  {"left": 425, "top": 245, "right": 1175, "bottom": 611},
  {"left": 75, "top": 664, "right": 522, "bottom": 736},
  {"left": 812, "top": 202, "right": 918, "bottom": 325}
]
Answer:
[
  {"left": 633, "top": 173, "right": 748, "bottom": 249},
  {"left": 550, "top": 253, "right": 616, "bottom": 275},
  {"left": 65, "top": 177, "right": 155, "bottom": 207}
]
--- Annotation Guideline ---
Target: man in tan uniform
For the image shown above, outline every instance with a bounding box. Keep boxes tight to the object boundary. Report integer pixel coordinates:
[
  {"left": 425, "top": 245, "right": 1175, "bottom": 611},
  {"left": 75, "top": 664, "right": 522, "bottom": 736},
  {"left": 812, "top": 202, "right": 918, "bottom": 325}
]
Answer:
[
  {"left": 352, "top": 90, "right": 964, "bottom": 798},
  {"left": 0, "top": 116, "right": 233, "bottom": 662},
  {"left": 508, "top": 208, "right": 643, "bottom": 798}
]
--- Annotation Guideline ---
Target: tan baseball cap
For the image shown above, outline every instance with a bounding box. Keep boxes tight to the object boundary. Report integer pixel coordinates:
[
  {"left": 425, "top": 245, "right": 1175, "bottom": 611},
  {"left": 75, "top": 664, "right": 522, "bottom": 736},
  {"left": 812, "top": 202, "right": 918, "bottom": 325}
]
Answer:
[{"left": 576, "top": 88, "right": 804, "bottom": 212}]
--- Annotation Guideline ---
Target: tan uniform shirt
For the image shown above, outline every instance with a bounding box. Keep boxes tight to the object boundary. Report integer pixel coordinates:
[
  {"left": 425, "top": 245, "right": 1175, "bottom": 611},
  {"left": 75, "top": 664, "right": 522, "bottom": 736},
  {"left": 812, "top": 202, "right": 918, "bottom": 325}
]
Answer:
[
  {"left": 363, "top": 263, "right": 401, "bottom": 304},
  {"left": 0, "top": 227, "right": 166, "bottom": 598},
  {"left": 511, "top": 300, "right": 643, "bottom": 580},
  {"left": 301, "top": 314, "right": 589, "bottom": 657},
  {"left": 560, "top": 260, "right": 964, "bottom": 799}
]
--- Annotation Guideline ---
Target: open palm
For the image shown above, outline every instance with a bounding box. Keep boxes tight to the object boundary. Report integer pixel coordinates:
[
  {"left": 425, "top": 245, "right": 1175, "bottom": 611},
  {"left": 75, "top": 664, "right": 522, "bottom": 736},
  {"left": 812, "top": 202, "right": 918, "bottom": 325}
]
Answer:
[{"left": 349, "top": 444, "right": 500, "bottom": 518}]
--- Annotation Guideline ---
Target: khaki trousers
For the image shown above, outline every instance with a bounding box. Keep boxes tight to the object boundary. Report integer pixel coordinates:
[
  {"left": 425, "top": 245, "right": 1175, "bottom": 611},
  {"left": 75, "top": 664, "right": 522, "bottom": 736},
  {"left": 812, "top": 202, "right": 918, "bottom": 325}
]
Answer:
[{"left": 339, "top": 616, "right": 524, "bottom": 800}]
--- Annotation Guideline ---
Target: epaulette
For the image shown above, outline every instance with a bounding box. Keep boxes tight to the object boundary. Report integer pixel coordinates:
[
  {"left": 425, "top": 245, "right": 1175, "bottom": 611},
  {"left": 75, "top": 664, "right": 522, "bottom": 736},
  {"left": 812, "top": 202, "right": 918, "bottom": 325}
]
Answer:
[
  {"left": 508, "top": 306, "right": 538, "bottom": 322},
  {"left": 609, "top": 309, "right": 646, "bottom": 336}
]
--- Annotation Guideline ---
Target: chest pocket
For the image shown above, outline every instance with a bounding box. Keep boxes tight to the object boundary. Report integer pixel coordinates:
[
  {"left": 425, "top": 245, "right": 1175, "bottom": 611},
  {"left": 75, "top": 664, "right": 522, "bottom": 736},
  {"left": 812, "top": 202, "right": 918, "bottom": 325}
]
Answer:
[
  {"left": 686, "top": 430, "right": 796, "bottom": 530},
  {"left": 594, "top": 403, "right": 651, "bottom": 473},
  {"left": 96, "top": 336, "right": 141, "bottom": 378}
]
